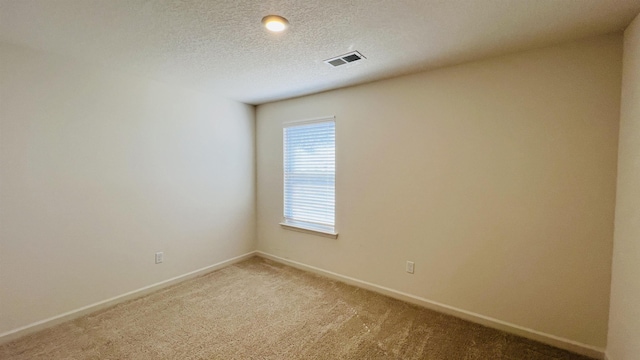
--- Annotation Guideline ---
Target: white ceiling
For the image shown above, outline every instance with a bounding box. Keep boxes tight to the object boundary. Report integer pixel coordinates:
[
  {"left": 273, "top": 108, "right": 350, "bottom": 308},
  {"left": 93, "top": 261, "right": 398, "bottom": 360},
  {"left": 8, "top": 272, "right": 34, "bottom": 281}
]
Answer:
[{"left": 1, "top": 0, "right": 639, "bottom": 105}]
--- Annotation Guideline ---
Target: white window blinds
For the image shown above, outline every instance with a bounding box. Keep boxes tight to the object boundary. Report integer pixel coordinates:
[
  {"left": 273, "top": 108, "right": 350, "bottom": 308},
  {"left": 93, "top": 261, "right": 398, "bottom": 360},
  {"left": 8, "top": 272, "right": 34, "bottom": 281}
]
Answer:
[{"left": 283, "top": 118, "right": 335, "bottom": 234}]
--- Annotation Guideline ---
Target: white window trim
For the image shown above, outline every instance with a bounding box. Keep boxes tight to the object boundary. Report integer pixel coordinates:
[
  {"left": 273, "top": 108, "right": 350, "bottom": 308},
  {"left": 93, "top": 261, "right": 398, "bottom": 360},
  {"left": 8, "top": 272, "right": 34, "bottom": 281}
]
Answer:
[
  {"left": 279, "top": 222, "right": 338, "bottom": 239},
  {"left": 281, "top": 116, "right": 338, "bottom": 239},
  {"left": 283, "top": 116, "right": 336, "bottom": 126}
]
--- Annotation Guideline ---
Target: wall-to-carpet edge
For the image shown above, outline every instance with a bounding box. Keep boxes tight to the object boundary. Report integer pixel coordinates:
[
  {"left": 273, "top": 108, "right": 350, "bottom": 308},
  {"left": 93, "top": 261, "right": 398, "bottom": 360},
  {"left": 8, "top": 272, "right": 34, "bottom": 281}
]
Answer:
[
  {"left": 256, "top": 251, "right": 604, "bottom": 359},
  {"left": 0, "top": 251, "right": 257, "bottom": 345}
]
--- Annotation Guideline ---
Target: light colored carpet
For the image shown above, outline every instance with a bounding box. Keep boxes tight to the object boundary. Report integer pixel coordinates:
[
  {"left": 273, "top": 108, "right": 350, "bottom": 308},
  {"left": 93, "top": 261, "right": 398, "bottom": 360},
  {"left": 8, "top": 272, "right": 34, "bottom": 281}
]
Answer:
[{"left": 1, "top": 257, "right": 593, "bottom": 359}]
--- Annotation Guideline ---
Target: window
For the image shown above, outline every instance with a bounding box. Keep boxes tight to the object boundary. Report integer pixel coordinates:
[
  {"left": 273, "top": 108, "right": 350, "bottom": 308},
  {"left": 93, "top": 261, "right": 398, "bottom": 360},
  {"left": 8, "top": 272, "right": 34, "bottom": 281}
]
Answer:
[{"left": 281, "top": 117, "right": 336, "bottom": 238}]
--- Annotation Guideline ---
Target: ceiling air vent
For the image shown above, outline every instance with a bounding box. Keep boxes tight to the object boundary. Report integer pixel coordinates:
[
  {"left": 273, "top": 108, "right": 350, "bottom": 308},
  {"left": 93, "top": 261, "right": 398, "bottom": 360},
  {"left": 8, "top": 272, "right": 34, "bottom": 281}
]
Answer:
[{"left": 324, "top": 51, "right": 366, "bottom": 67}]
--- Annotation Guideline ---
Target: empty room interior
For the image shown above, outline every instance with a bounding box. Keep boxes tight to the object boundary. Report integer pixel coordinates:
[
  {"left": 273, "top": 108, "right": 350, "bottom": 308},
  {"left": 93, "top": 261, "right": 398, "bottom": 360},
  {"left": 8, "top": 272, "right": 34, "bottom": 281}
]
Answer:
[{"left": 1, "top": 1, "right": 640, "bottom": 359}]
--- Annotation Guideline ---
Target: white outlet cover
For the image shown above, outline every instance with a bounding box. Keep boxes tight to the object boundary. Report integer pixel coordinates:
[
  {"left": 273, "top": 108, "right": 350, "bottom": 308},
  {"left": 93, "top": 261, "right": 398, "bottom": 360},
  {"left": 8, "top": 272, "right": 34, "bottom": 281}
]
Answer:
[
  {"left": 155, "top": 252, "right": 164, "bottom": 264},
  {"left": 406, "top": 261, "right": 415, "bottom": 274}
]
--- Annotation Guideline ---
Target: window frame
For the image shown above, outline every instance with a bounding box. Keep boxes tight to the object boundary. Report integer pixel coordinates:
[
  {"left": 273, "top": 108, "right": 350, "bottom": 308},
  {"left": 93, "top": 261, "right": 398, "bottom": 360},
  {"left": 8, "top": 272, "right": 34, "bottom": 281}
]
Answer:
[{"left": 279, "top": 116, "right": 338, "bottom": 239}]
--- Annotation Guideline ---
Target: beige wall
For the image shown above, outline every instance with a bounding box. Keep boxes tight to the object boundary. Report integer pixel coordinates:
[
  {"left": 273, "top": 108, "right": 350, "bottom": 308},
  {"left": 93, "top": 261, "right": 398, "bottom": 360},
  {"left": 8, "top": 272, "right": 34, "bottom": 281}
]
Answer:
[
  {"left": 607, "top": 13, "right": 640, "bottom": 360},
  {"left": 0, "top": 43, "right": 256, "bottom": 334},
  {"left": 256, "top": 34, "right": 622, "bottom": 348}
]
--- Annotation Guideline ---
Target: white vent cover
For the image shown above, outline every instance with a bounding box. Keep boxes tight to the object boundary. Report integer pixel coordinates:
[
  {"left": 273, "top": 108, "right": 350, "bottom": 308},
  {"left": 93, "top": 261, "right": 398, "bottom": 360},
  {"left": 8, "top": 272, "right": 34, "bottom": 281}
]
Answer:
[{"left": 324, "top": 51, "right": 366, "bottom": 67}]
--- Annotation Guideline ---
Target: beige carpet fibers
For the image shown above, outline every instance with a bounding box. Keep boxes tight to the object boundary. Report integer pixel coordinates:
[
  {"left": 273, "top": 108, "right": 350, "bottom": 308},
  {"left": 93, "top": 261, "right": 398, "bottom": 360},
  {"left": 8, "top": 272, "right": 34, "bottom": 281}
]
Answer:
[{"left": 1, "top": 257, "right": 593, "bottom": 359}]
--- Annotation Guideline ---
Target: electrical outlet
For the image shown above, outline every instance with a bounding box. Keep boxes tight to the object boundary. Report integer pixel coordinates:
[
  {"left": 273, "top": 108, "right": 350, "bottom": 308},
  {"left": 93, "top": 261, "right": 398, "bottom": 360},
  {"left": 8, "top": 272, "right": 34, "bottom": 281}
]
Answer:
[
  {"left": 155, "top": 252, "right": 164, "bottom": 264},
  {"left": 406, "top": 261, "right": 415, "bottom": 274}
]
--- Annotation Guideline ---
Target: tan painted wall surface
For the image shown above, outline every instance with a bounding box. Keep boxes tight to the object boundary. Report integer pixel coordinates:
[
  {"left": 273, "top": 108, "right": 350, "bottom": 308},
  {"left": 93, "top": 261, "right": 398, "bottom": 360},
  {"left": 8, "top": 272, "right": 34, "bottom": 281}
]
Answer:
[
  {"left": 607, "top": 13, "right": 640, "bottom": 360},
  {"left": 256, "top": 34, "right": 622, "bottom": 348},
  {"left": 0, "top": 43, "right": 256, "bottom": 334}
]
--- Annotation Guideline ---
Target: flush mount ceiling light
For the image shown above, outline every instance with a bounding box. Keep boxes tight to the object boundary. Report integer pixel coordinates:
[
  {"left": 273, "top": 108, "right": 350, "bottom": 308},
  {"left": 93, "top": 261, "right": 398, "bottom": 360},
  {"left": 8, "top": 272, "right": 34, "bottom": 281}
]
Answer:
[{"left": 262, "top": 15, "right": 289, "bottom": 32}]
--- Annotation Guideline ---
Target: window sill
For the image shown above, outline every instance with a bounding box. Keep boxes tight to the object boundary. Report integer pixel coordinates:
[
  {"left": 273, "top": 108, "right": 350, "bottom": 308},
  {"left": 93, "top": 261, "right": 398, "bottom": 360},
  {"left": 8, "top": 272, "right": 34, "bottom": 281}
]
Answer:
[{"left": 280, "top": 222, "right": 338, "bottom": 239}]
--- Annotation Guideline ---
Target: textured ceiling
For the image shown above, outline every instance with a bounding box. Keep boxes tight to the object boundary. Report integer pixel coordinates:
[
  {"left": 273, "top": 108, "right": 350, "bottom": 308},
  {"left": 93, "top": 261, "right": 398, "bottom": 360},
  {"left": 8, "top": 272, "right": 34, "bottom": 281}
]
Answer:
[{"left": 1, "top": 0, "right": 640, "bottom": 104}]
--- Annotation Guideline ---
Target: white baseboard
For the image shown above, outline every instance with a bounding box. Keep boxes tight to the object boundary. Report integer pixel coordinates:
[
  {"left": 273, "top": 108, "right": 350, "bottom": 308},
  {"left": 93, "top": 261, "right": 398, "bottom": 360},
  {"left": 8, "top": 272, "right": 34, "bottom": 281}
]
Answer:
[
  {"left": 1, "top": 249, "right": 606, "bottom": 359},
  {"left": 0, "top": 250, "right": 257, "bottom": 345},
  {"left": 256, "top": 251, "right": 605, "bottom": 360}
]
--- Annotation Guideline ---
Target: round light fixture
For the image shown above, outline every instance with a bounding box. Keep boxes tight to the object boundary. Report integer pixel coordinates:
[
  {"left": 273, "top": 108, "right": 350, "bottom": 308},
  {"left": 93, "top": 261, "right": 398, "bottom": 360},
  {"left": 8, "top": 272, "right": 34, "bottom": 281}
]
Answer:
[{"left": 262, "top": 15, "right": 289, "bottom": 32}]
